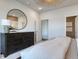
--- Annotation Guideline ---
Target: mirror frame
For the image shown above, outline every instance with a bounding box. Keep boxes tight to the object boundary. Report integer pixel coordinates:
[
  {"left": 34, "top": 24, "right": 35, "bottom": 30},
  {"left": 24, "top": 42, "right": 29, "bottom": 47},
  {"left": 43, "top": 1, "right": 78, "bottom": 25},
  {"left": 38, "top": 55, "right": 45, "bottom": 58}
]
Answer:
[{"left": 7, "top": 9, "right": 27, "bottom": 30}]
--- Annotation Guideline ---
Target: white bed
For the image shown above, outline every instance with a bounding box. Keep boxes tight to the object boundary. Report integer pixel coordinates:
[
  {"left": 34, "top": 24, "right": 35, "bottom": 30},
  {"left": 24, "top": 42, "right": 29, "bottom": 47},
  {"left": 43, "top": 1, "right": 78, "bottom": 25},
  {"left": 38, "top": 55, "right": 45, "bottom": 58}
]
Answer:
[
  {"left": 20, "top": 37, "right": 71, "bottom": 59},
  {"left": 2, "top": 37, "right": 77, "bottom": 59}
]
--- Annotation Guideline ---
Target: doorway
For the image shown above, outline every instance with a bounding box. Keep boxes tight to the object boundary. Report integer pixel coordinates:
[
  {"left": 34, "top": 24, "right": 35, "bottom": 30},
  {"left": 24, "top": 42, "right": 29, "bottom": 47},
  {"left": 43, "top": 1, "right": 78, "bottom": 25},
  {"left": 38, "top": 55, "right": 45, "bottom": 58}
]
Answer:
[
  {"left": 41, "top": 20, "right": 48, "bottom": 40},
  {"left": 66, "top": 16, "right": 77, "bottom": 38}
]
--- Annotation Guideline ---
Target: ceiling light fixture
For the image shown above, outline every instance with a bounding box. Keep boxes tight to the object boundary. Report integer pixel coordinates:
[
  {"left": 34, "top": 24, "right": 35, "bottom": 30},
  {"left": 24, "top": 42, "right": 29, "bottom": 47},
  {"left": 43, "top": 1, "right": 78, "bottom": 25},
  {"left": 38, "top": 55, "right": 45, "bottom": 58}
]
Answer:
[
  {"left": 38, "top": 7, "right": 43, "bottom": 10},
  {"left": 39, "top": 0, "right": 58, "bottom": 5}
]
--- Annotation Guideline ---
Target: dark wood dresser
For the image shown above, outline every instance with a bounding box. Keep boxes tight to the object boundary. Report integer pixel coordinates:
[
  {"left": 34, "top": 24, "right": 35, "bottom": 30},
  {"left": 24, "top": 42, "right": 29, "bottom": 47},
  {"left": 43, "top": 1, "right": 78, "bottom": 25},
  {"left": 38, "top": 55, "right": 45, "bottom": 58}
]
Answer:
[{"left": 1, "top": 32, "right": 34, "bottom": 57}]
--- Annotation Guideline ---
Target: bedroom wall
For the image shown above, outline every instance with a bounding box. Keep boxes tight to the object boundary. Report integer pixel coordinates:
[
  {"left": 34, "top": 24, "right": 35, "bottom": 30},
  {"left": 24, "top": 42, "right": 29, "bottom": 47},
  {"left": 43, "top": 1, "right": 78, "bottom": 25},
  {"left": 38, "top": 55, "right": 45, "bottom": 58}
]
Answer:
[
  {"left": 0, "top": 0, "right": 41, "bottom": 52},
  {"left": 40, "top": 5, "right": 78, "bottom": 39}
]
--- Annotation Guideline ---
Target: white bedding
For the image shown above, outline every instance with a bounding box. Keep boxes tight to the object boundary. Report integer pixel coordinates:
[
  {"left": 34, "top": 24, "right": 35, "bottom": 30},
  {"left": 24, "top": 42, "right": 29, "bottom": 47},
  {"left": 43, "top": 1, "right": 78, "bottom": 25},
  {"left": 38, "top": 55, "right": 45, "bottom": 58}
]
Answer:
[{"left": 21, "top": 37, "right": 71, "bottom": 59}]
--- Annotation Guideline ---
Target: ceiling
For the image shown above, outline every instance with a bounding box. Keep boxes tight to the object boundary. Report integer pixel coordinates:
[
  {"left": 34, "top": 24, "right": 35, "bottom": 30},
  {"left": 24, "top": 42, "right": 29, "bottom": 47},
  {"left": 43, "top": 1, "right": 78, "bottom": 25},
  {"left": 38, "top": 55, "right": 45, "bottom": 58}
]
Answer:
[{"left": 16, "top": 0, "right": 78, "bottom": 13}]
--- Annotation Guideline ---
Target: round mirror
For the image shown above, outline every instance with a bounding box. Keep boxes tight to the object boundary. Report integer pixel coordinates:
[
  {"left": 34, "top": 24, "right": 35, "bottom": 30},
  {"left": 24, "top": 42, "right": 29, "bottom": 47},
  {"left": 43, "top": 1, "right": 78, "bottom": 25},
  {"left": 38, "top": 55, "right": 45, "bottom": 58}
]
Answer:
[{"left": 7, "top": 9, "right": 27, "bottom": 30}]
